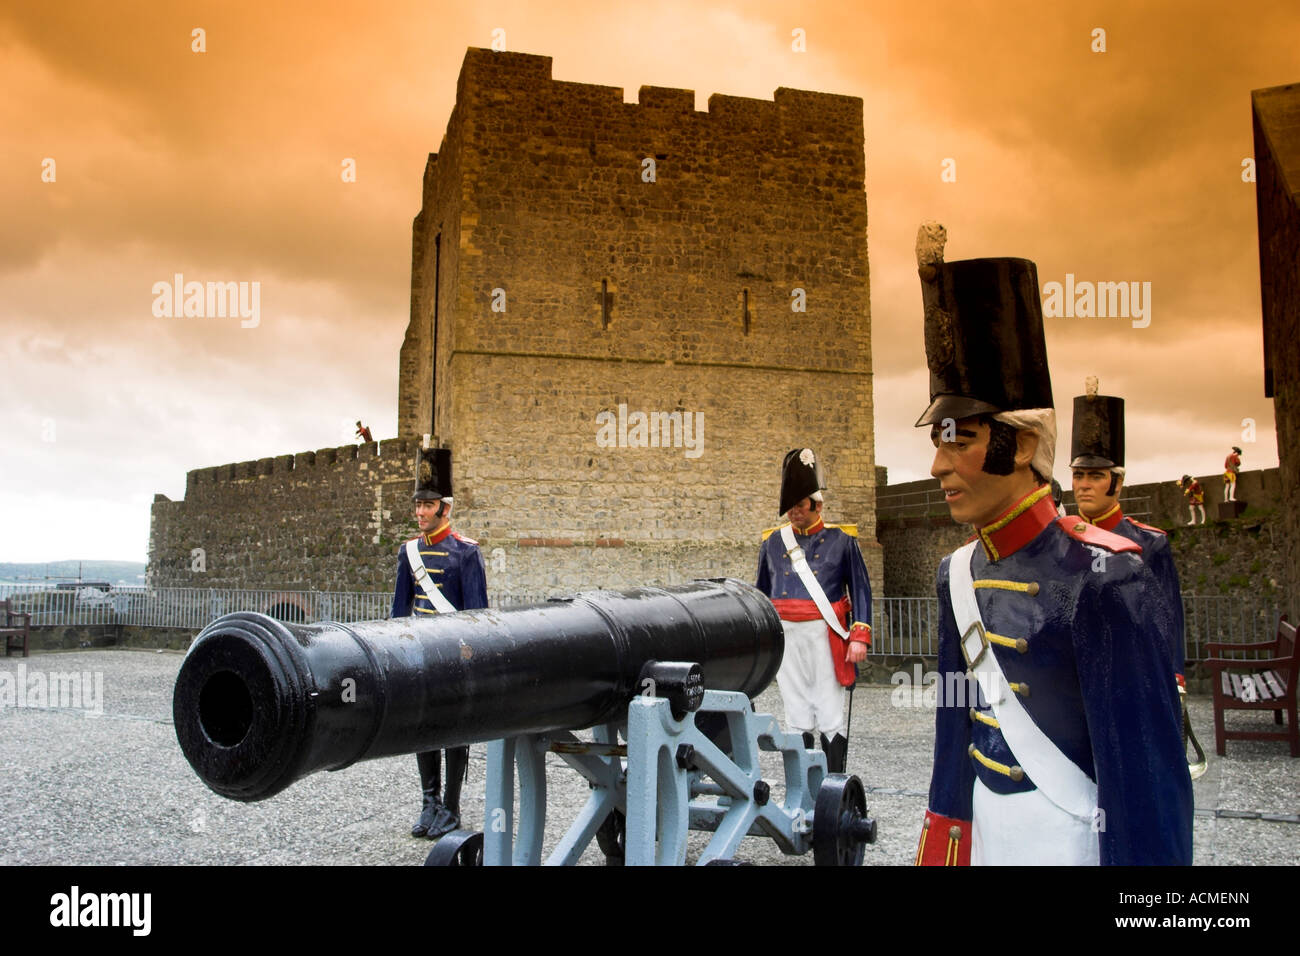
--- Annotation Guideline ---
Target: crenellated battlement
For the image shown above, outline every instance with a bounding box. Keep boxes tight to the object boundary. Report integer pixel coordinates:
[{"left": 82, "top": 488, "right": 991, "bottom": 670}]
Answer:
[
  {"left": 451, "top": 47, "right": 862, "bottom": 134},
  {"left": 153, "top": 49, "right": 879, "bottom": 597},
  {"left": 184, "top": 438, "right": 421, "bottom": 494}
]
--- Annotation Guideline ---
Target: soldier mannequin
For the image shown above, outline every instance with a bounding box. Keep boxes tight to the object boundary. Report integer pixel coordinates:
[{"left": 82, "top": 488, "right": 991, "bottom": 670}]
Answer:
[
  {"left": 1071, "top": 380, "right": 1204, "bottom": 776},
  {"left": 755, "top": 449, "right": 872, "bottom": 773},
  {"left": 911, "top": 224, "right": 1192, "bottom": 865},
  {"left": 1070, "top": 379, "right": 1187, "bottom": 688},
  {"left": 391, "top": 445, "right": 488, "bottom": 839}
]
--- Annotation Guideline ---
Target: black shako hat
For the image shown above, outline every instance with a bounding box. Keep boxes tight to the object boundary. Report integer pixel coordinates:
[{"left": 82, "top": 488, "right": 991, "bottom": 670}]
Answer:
[
  {"left": 779, "top": 448, "right": 825, "bottom": 516},
  {"left": 412, "top": 446, "right": 453, "bottom": 502},
  {"left": 1070, "top": 383, "right": 1125, "bottom": 469},
  {"left": 914, "top": 229, "right": 1053, "bottom": 426}
]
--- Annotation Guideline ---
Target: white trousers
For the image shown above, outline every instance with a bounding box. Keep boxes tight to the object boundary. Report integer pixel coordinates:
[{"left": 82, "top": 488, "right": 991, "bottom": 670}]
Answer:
[
  {"left": 971, "top": 778, "right": 1100, "bottom": 866},
  {"left": 775, "top": 618, "right": 847, "bottom": 737}
]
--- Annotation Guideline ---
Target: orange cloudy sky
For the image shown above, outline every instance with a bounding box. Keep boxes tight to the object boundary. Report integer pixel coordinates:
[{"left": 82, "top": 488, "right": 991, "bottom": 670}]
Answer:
[{"left": 2, "top": 0, "right": 1296, "bottom": 562}]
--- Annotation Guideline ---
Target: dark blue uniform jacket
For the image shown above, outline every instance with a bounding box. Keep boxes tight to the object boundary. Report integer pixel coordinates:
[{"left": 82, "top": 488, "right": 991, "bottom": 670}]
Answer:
[
  {"left": 1086, "top": 504, "right": 1186, "bottom": 679},
  {"left": 755, "top": 518, "right": 872, "bottom": 630},
  {"left": 927, "top": 488, "right": 1194, "bottom": 865},
  {"left": 391, "top": 523, "right": 488, "bottom": 617}
]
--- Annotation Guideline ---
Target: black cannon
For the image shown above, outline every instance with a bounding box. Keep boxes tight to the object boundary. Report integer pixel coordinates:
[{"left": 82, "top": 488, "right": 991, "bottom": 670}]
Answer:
[{"left": 174, "top": 579, "right": 877, "bottom": 865}]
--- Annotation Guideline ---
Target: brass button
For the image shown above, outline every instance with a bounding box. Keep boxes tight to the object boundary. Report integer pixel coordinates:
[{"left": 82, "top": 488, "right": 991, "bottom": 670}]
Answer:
[
  {"left": 1010, "top": 766, "right": 1025, "bottom": 782},
  {"left": 1073, "top": 523, "right": 1086, "bottom": 533},
  {"left": 1015, "top": 638, "right": 1028, "bottom": 654},
  {"left": 967, "top": 743, "right": 975, "bottom": 757},
  {"left": 968, "top": 707, "right": 977, "bottom": 721},
  {"left": 1026, "top": 582, "right": 1040, "bottom": 596},
  {"left": 1014, "top": 682, "right": 1030, "bottom": 698},
  {"left": 948, "top": 825, "right": 962, "bottom": 840}
]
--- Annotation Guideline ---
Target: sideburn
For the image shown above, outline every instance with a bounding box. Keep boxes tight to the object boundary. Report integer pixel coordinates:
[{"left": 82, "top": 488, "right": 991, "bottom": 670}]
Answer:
[{"left": 979, "top": 417, "right": 1018, "bottom": 476}]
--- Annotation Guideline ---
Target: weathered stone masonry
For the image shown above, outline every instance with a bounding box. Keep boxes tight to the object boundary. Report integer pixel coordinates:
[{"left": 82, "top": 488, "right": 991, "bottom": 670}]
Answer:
[
  {"left": 149, "top": 439, "right": 420, "bottom": 593},
  {"left": 151, "top": 49, "right": 881, "bottom": 598},
  {"left": 878, "top": 468, "right": 1287, "bottom": 601},
  {"left": 1255, "top": 82, "right": 1300, "bottom": 620}
]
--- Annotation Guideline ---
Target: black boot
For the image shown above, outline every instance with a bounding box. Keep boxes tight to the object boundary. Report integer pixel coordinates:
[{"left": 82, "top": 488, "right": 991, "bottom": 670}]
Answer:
[
  {"left": 429, "top": 746, "right": 469, "bottom": 838},
  {"left": 412, "top": 749, "right": 444, "bottom": 838},
  {"left": 821, "top": 733, "right": 849, "bottom": 774},
  {"left": 801, "top": 732, "right": 816, "bottom": 751}
]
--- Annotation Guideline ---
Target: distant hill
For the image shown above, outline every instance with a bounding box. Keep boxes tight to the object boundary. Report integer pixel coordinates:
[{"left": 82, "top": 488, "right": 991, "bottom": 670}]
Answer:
[{"left": 0, "top": 560, "right": 146, "bottom": 587}]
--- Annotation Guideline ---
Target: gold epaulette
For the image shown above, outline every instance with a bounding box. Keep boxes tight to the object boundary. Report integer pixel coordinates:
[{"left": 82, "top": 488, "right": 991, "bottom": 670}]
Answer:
[{"left": 762, "top": 522, "right": 858, "bottom": 540}]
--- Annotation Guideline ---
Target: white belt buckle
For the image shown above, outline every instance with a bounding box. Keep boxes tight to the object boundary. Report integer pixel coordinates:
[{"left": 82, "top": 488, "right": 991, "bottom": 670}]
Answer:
[{"left": 961, "top": 620, "right": 988, "bottom": 668}]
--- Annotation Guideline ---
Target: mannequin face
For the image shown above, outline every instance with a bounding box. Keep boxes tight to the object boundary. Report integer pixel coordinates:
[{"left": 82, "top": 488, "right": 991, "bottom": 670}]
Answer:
[
  {"left": 786, "top": 497, "right": 823, "bottom": 531},
  {"left": 1072, "top": 468, "right": 1121, "bottom": 519},
  {"left": 414, "top": 498, "right": 451, "bottom": 534},
  {"left": 930, "top": 417, "right": 1040, "bottom": 527}
]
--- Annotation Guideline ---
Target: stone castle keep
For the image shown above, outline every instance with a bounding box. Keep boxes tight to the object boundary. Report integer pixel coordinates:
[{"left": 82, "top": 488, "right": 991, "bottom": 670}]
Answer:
[{"left": 149, "top": 49, "right": 881, "bottom": 597}]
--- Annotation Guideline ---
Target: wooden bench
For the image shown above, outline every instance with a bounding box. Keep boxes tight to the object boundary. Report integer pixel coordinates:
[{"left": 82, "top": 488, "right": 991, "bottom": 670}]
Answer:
[
  {"left": 1, "top": 598, "right": 31, "bottom": 658},
  {"left": 1205, "top": 615, "right": 1299, "bottom": 757}
]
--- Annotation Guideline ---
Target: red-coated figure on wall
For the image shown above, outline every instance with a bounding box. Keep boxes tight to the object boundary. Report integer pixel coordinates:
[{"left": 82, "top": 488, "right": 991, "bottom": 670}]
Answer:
[
  {"left": 1223, "top": 446, "right": 1242, "bottom": 502},
  {"left": 1178, "top": 475, "right": 1206, "bottom": 525}
]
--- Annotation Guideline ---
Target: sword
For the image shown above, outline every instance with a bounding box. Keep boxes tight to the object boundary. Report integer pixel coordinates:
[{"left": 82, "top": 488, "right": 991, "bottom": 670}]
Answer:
[
  {"left": 845, "top": 675, "right": 856, "bottom": 769},
  {"left": 1183, "top": 694, "right": 1207, "bottom": 780}
]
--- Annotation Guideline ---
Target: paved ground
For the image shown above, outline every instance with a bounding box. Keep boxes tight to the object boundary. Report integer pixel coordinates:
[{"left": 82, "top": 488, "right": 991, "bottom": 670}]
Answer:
[{"left": 1, "top": 648, "right": 1297, "bottom": 866}]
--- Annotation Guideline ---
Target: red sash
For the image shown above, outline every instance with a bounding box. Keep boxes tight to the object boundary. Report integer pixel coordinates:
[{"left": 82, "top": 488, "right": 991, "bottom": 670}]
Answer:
[{"left": 770, "top": 595, "right": 857, "bottom": 687}]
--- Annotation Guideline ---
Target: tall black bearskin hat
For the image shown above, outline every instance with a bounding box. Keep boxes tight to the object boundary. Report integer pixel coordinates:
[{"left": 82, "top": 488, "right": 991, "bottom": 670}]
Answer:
[
  {"left": 1069, "top": 377, "right": 1125, "bottom": 470},
  {"left": 913, "top": 222, "right": 1052, "bottom": 427},
  {"left": 778, "top": 448, "right": 826, "bottom": 516},
  {"left": 412, "top": 446, "right": 453, "bottom": 502}
]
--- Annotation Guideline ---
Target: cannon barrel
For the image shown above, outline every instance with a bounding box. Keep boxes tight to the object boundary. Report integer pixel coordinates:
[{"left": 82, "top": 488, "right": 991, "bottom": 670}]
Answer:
[{"left": 174, "top": 579, "right": 783, "bottom": 802}]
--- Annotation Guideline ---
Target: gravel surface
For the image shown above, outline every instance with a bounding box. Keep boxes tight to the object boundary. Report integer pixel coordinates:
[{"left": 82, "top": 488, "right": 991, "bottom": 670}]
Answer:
[{"left": 1, "top": 649, "right": 1296, "bottom": 866}]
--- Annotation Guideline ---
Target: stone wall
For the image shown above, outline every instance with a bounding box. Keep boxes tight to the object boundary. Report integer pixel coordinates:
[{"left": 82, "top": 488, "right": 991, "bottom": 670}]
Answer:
[
  {"left": 149, "top": 49, "right": 881, "bottom": 597},
  {"left": 1255, "top": 83, "right": 1300, "bottom": 621},
  {"left": 394, "top": 49, "right": 879, "bottom": 592},
  {"left": 149, "top": 439, "right": 420, "bottom": 592},
  {"left": 877, "top": 467, "right": 1284, "bottom": 597},
  {"left": 20, "top": 626, "right": 197, "bottom": 653}
]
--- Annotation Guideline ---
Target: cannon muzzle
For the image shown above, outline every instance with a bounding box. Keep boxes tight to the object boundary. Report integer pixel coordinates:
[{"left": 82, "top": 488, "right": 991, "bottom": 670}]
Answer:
[{"left": 174, "top": 579, "right": 782, "bottom": 801}]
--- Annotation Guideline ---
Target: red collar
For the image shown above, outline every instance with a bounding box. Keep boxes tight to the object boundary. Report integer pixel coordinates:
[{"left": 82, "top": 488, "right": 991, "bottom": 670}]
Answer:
[
  {"left": 1082, "top": 502, "right": 1123, "bottom": 532},
  {"left": 422, "top": 522, "right": 452, "bottom": 546},
  {"left": 792, "top": 517, "right": 825, "bottom": 536},
  {"left": 975, "top": 485, "right": 1057, "bottom": 561}
]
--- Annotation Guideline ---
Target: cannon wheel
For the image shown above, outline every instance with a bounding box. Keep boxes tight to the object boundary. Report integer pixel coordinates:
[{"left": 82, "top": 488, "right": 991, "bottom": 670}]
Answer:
[
  {"left": 424, "top": 829, "right": 484, "bottom": 867},
  {"left": 595, "top": 808, "right": 625, "bottom": 866},
  {"left": 813, "top": 774, "right": 871, "bottom": 867}
]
